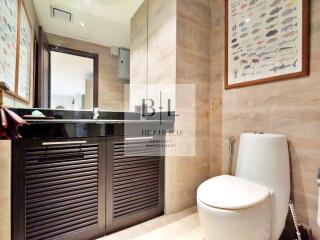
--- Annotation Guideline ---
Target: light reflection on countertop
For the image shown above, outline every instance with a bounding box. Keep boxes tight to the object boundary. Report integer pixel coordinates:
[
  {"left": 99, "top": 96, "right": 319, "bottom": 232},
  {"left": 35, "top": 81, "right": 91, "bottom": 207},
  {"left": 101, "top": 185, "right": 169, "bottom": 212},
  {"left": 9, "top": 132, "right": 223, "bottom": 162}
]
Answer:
[{"left": 24, "top": 119, "right": 173, "bottom": 124}]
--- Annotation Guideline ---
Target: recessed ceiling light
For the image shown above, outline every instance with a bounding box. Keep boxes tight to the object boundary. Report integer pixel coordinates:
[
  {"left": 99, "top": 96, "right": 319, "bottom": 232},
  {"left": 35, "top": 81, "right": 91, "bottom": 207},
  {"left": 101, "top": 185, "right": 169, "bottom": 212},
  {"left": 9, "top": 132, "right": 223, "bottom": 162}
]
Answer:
[
  {"left": 245, "top": 18, "right": 250, "bottom": 22},
  {"left": 80, "top": 22, "right": 85, "bottom": 27}
]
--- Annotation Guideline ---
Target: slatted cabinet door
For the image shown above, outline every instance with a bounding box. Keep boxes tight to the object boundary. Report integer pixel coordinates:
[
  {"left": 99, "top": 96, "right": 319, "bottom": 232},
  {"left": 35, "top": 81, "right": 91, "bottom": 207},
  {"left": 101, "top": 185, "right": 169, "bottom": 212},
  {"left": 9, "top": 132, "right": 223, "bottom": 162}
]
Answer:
[
  {"left": 12, "top": 139, "right": 106, "bottom": 240},
  {"left": 106, "top": 137, "right": 164, "bottom": 233}
]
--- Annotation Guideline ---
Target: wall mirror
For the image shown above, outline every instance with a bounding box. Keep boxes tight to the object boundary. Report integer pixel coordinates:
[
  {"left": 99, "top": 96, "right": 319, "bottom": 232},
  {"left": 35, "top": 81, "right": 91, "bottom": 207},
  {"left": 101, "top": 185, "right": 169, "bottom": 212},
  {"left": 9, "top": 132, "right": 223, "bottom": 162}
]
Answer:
[
  {"left": 1, "top": 0, "right": 149, "bottom": 111},
  {"left": 49, "top": 46, "right": 97, "bottom": 110},
  {"left": 35, "top": 0, "right": 148, "bottom": 111}
]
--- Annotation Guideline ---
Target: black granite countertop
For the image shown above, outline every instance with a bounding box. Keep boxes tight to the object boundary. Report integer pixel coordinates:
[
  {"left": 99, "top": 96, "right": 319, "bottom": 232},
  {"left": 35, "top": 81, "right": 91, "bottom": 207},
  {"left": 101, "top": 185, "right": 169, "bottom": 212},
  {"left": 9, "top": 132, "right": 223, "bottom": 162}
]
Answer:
[
  {"left": 10, "top": 108, "right": 175, "bottom": 140},
  {"left": 10, "top": 108, "right": 175, "bottom": 122},
  {"left": 10, "top": 108, "right": 141, "bottom": 120},
  {"left": 24, "top": 119, "right": 173, "bottom": 124}
]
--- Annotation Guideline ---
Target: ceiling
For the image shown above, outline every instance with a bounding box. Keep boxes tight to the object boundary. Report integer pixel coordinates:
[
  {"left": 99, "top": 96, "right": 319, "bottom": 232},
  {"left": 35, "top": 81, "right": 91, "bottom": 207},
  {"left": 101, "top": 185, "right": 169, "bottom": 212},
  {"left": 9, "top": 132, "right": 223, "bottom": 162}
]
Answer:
[{"left": 33, "top": 0, "right": 144, "bottom": 48}]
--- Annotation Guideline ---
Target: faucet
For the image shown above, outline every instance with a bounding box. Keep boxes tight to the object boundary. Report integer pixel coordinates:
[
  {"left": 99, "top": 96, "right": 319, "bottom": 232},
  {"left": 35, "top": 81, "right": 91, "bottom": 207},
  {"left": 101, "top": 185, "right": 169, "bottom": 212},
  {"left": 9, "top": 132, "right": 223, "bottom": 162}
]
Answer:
[{"left": 93, "top": 108, "right": 99, "bottom": 120}]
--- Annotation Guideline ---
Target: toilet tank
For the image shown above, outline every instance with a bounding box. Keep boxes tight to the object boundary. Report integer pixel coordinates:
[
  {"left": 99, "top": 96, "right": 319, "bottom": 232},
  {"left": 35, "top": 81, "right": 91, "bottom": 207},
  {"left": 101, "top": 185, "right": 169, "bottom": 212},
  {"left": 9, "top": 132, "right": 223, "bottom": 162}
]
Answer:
[
  {"left": 235, "top": 133, "right": 290, "bottom": 189},
  {"left": 235, "top": 133, "right": 290, "bottom": 239}
]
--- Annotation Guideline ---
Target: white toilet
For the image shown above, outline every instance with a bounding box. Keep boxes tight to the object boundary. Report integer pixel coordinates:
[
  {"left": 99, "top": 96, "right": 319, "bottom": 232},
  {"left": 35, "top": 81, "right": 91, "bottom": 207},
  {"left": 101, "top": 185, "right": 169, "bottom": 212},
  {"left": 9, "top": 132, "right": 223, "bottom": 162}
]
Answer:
[{"left": 197, "top": 133, "right": 290, "bottom": 240}]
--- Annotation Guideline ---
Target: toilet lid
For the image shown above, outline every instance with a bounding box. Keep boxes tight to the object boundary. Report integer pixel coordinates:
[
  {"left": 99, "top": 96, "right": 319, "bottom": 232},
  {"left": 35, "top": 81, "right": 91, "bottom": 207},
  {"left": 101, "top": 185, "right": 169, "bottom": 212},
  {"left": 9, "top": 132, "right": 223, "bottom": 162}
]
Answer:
[{"left": 197, "top": 175, "right": 270, "bottom": 210}]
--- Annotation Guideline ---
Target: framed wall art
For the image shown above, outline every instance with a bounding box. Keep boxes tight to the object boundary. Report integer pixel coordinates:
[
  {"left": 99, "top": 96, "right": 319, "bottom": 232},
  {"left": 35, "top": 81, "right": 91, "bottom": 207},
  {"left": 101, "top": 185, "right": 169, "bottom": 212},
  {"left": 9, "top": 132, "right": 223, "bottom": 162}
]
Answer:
[
  {"left": 225, "top": 0, "right": 310, "bottom": 89},
  {"left": 0, "top": 0, "right": 19, "bottom": 92},
  {"left": 0, "top": 0, "right": 33, "bottom": 104},
  {"left": 17, "top": 0, "right": 32, "bottom": 101}
]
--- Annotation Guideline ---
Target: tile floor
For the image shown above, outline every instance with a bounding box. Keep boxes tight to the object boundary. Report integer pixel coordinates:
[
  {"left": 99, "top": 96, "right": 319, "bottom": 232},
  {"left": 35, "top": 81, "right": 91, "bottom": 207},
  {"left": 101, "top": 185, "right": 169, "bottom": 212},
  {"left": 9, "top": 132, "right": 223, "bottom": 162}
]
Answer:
[{"left": 99, "top": 207, "right": 204, "bottom": 240}]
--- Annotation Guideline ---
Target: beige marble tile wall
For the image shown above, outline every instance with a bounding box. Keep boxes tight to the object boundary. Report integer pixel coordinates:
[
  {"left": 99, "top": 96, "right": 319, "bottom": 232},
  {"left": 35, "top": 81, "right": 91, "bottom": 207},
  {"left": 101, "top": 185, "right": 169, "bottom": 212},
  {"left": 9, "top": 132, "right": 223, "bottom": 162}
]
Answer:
[
  {"left": 131, "top": 0, "right": 212, "bottom": 213},
  {"left": 131, "top": 1, "right": 148, "bottom": 85},
  {"left": 47, "top": 33, "right": 129, "bottom": 111},
  {"left": 0, "top": 141, "right": 11, "bottom": 240},
  {"left": 209, "top": 0, "right": 224, "bottom": 177},
  {"left": 210, "top": 0, "right": 320, "bottom": 237},
  {"left": 130, "top": 1, "right": 148, "bottom": 110},
  {"left": 143, "top": 0, "right": 177, "bottom": 213},
  {"left": 147, "top": 0, "right": 177, "bottom": 86},
  {"left": 164, "top": 0, "right": 211, "bottom": 214}
]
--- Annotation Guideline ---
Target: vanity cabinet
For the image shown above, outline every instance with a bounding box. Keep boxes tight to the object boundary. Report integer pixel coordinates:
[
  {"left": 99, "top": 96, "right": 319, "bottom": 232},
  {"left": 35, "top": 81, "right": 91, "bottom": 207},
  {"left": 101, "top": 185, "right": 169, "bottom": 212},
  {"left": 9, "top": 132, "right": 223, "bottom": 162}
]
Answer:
[
  {"left": 106, "top": 137, "right": 164, "bottom": 233},
  {"left": 12, "top": 138, "right": 106, "bottom": 240},
  {"left": 11, "top": 136, "right": 165, "bottom": 240}
]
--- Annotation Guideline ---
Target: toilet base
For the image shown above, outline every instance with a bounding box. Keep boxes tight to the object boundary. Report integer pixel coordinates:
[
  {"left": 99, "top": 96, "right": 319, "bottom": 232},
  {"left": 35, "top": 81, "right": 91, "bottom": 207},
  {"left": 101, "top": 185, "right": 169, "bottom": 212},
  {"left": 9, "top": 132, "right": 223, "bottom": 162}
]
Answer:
[{"left": 197, "top": 198, "right": 272, "bottom": 240}]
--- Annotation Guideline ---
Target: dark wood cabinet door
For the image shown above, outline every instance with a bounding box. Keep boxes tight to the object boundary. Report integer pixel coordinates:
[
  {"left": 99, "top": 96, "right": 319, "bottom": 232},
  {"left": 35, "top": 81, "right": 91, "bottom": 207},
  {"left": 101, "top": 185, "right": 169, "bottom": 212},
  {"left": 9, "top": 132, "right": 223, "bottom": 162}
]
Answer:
[
  {"left": 12, "top": 138, "right": 106, "bottom": 240},
  {"left": 106, "top": 137, "right": 164, "bottom": 234}
]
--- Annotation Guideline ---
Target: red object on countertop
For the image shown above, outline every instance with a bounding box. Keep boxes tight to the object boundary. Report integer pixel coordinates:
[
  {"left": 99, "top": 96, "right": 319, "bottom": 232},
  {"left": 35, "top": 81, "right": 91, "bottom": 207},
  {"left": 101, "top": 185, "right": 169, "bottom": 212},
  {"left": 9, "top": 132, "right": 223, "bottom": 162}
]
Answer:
[{"left": 0, "top": 107, "right": 29, "bottom": 139}]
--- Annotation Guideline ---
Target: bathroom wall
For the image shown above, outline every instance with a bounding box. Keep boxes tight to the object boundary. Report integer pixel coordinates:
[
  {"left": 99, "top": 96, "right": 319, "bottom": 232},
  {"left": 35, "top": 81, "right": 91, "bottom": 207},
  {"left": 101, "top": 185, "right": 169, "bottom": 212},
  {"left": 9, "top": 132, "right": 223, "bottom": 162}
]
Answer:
[
  {"left": 3, "top": 0, "right": 38, "bottom": 108},
  {"left": 147, "top": 0, "right": 177, "bottom": 86},
  {"left": 142, "top": 0, "right": 177, "bottom": 213},
  {"left": 134, "top": 0, "right": 211, "bottom": 214},
  {"left": 129, "top": 1, "right": 148, "bottom": 110},
  {"left": 47, "top": 33, "right": 129, "bottom": 111},
  {"left": 209, "top": 0, "right": 223, "bottom": 177},
  {"left": 165, "top": 0, "right": 211, "bottom": 214},
  {"left": 130, "top": 1, "right": 148, "bottom": 86},
  {"left": 130, "top": 0, "right": 177, "bottom": 112},
  {"left": 0, "top": 141, "right": 11, "bottom": 240},
  {"left": 210, "top": 0, "right": 320, "bottom": 237}
]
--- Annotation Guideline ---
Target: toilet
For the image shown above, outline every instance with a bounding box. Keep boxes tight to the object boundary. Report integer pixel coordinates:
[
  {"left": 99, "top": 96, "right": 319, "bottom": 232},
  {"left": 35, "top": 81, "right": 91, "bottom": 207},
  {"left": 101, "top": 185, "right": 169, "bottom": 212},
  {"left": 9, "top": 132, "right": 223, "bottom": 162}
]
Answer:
[{"left": 197, "top": 133, "right": 290, "bottom": 240}]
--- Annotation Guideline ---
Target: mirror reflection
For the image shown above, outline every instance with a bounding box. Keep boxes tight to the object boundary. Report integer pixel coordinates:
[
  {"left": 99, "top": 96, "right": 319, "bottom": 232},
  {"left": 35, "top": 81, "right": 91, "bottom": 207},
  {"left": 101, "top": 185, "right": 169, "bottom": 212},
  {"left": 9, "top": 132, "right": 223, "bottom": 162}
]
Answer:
[
  {"left": 35, "top": 0, "right": 147, "bottom": 111},
  {"left": 50, "top": 50, "right": 94, "bottom": 110},
  {"left": 0, "top": 0, "right": 148, "bottom": 111}
]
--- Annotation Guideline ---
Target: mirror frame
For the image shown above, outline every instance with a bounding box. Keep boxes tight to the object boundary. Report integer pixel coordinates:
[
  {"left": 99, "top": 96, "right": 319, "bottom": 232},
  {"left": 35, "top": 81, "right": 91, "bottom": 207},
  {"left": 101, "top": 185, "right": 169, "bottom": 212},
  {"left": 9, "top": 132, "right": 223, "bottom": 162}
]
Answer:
[{"left": 49, "top": 45, "right": 99, "bottom": 109}]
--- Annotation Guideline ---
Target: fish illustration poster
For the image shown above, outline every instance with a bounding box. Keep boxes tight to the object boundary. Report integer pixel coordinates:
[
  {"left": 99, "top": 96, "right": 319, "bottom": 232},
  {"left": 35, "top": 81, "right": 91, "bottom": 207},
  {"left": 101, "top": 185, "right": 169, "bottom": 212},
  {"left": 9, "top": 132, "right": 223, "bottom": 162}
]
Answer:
[
  {"left": 226, "top": 0, "right": 308, "bottom": 88},
  {"left": 18, "top": 3, "right": 32, "bottom": 101},
  {"left": 0, "top": 0, "right": 18, "bottom": 92}
]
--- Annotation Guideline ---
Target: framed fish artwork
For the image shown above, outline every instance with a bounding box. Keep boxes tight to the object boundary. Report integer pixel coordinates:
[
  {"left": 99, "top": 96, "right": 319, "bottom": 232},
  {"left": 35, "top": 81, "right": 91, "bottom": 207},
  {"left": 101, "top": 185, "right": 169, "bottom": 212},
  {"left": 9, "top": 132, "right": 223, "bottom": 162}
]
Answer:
[
  {"left": 225, "top": 0, "right": 310, "bottom": 89},
  {"left": 0, "top": 0, "right": 33, "bottom": 104},
  {"left": 16, "top": 0, "right": 32, "bottom": 102},
  {"left": 0, "top": 0, "right": 19, "bottom": 92}
]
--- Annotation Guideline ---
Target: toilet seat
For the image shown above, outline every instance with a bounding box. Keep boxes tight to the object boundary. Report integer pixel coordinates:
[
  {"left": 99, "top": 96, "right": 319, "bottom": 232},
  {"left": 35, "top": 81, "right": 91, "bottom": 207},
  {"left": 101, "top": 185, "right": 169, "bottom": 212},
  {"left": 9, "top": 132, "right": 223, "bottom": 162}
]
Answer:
[{"left": 197, "top": 175, "right": 270, "bottom": 210}]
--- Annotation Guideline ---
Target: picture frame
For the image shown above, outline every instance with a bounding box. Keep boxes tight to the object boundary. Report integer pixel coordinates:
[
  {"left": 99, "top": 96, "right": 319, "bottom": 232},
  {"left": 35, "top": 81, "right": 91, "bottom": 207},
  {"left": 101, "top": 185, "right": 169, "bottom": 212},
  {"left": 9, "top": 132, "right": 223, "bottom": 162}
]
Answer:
[
  {"left": 16, "top": 0, "right": 33, "bottom": 103},
  {"left": 225, "top": 0, "right": 310, "bottom": 89},
  {"left": 0, "top": 0, "right": 19, "bottom": 93},
  {"left": 0, "top": 0, "right": 33, "bottom": 104}
]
